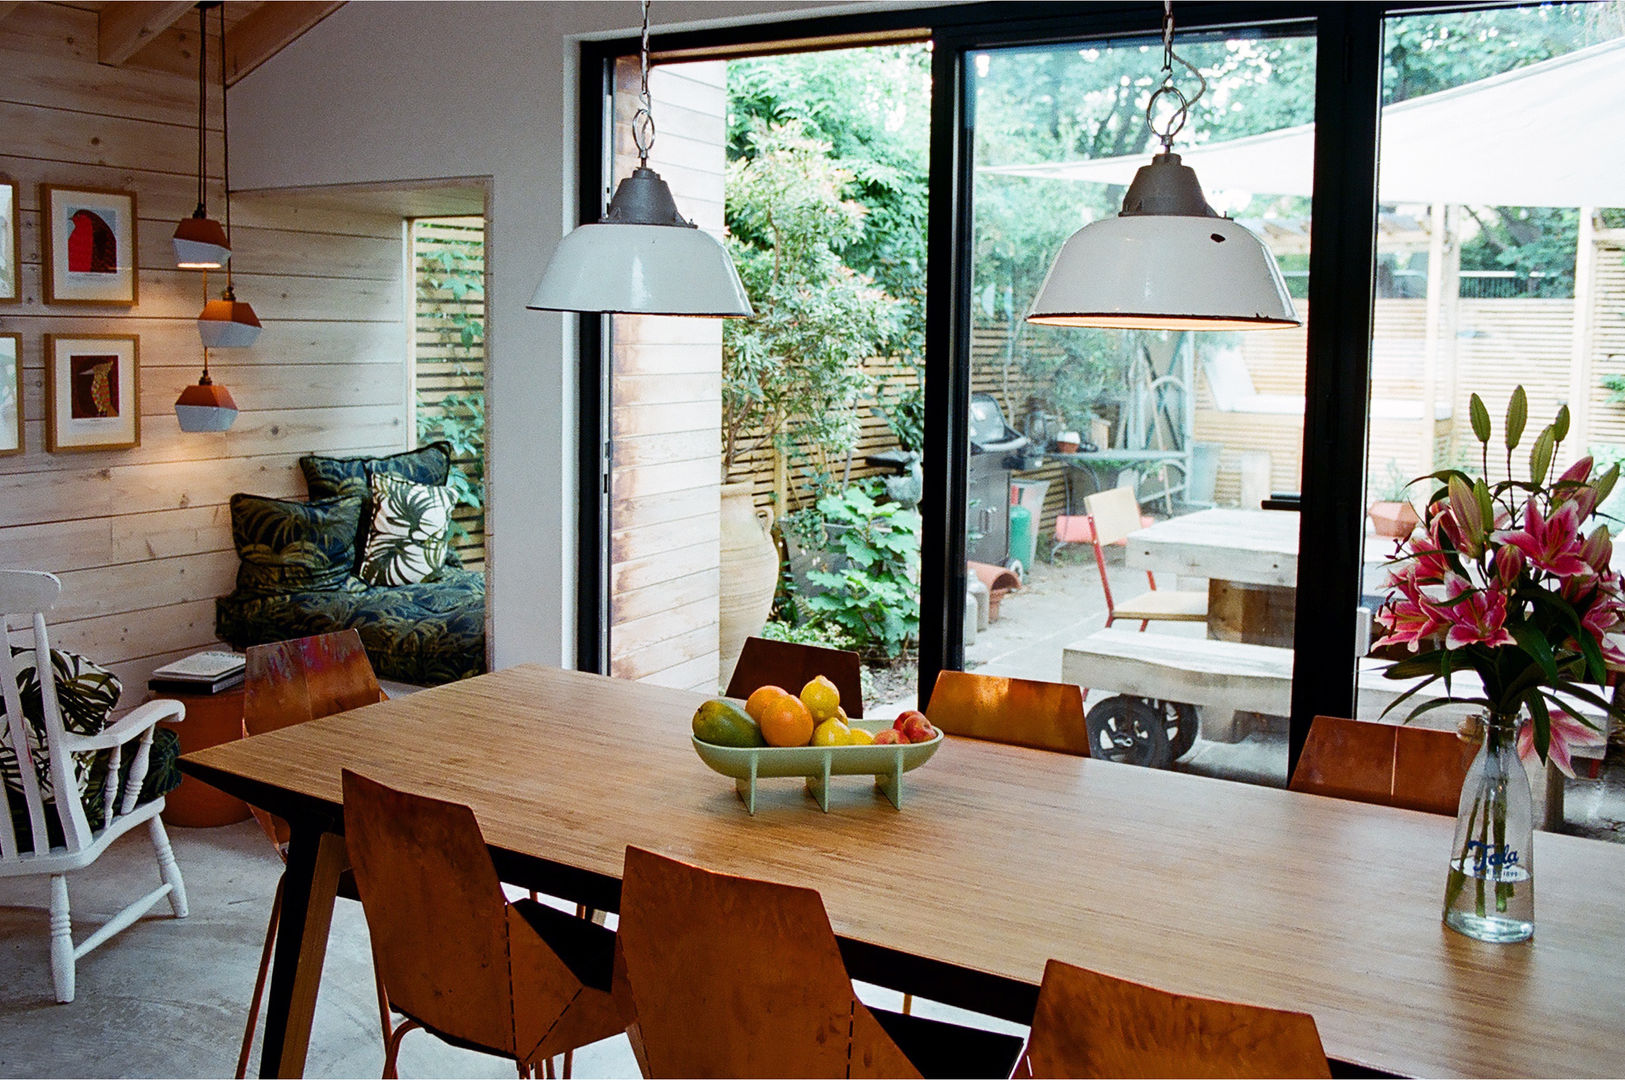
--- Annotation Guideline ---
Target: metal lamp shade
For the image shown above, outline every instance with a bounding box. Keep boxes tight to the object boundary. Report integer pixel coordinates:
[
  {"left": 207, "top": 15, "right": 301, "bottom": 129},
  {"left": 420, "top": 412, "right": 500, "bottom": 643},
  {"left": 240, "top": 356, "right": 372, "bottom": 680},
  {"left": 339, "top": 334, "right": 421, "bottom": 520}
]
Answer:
[
  {"left": 1027, "top": 214, "right": 1299, "bottom": 330},
  {"left": 529, "top": 221, "right": 753, "bottom": 317},
  {"left": 198, "top": 297, "right": 263, "bottom": 347},
  {"left": 173, "top": 215, "right": 231, "bottom": 269},
  {"left": 174, "top": 380, "right": 239, "bottom": 432}
]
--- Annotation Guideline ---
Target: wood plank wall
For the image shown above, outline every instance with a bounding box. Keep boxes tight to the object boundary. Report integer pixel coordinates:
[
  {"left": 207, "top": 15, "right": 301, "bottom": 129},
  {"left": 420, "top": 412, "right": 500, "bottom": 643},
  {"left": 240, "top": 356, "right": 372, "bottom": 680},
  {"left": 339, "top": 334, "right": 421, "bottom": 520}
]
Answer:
[
  {"left": 0, "top": 3, "right": 409, "bottom": 709},
  {"left": 607, "top": 59, "right": 727, "bottom": 693}
]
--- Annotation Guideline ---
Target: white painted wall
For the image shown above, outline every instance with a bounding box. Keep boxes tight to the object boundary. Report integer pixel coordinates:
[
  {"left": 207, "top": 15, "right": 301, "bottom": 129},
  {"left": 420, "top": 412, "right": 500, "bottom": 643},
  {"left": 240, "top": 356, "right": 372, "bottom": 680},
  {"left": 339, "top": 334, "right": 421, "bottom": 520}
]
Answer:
[{"left": 230, "top": 0, "right": 878, "bottom": 670}]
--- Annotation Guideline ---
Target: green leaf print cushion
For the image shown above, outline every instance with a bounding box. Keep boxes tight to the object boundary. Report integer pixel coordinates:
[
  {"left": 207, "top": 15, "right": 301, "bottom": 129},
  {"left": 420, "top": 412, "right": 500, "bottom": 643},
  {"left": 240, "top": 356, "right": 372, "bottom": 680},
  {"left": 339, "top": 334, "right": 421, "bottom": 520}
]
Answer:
[
  {"left": 230, "top": 493, "right": 366, "bottom": 596},
  {"left": 359, "top": 474, "right": 455, "bottom": 586}
]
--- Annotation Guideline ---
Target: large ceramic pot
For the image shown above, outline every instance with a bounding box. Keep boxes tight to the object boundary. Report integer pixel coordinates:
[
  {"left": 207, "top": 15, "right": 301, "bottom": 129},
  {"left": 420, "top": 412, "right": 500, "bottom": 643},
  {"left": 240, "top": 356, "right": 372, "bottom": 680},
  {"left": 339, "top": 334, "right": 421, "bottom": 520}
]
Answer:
[{"left": 718, "top": 481, "right": 779, "bottom": 683}]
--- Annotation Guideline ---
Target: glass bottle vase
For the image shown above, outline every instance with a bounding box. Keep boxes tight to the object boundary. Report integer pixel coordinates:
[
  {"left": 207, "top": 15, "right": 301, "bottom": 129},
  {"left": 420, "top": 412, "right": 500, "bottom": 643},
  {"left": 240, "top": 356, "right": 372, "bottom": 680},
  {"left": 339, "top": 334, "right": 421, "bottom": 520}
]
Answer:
[{"left": 1442, "top": 713, "right": 1534, "bottom": 942}]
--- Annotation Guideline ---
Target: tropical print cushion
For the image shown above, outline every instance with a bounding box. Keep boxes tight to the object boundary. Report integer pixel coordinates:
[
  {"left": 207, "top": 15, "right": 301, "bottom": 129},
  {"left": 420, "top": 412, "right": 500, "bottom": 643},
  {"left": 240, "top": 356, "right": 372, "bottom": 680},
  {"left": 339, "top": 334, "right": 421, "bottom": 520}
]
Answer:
[
  {"left": 216, "top": 568, "right": 487, "bottom": 686},
  {"left": 230, "top": 493, "right": 366, "bottom": 597},
  {"left": 299, "top": 442, "right": 452, "bottom": 501},
  {"left": 1, "top": 647, "right": 121, "bottom": 807},
  {"left": 2, "top": 648, "right": 182, "bottom": 851},
  {"left": 359, "top": 474, "right": 455, "bottom": 586}
]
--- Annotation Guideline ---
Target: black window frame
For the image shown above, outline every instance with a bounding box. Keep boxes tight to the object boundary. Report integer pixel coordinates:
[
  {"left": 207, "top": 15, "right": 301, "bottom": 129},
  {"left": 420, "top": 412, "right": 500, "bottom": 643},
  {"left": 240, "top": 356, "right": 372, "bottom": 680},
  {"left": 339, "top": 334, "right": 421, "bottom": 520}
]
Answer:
[{"left": 572, "top": 1, "right": 1492, "bottom": 777}]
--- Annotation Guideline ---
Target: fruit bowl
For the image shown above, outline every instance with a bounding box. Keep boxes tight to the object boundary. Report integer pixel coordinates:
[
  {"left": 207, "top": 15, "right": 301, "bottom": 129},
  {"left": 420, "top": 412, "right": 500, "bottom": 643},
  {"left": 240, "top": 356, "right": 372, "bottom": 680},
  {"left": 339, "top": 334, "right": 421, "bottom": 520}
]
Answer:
[{"left": 692, "top": 720, "right": 943, "bottom": 814}]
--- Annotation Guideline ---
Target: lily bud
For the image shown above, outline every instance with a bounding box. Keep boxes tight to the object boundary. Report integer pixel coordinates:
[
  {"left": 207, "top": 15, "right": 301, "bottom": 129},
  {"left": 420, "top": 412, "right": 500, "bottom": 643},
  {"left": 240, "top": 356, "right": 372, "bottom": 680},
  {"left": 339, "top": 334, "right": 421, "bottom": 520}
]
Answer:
[{"left": 1495, "top": 544, "right": 1525, "bottom": 588}]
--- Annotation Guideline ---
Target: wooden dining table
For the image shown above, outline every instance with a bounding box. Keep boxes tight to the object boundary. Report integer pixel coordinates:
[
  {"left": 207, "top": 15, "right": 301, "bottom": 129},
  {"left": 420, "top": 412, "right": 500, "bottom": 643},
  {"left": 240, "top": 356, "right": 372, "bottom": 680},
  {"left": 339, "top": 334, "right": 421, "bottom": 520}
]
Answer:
[
  {"left": 182, "top": 664, "right": 1625, "bottom": 1079},
  {"left": 1126, "top": 506, "right": 1300, "bottom": 645}
]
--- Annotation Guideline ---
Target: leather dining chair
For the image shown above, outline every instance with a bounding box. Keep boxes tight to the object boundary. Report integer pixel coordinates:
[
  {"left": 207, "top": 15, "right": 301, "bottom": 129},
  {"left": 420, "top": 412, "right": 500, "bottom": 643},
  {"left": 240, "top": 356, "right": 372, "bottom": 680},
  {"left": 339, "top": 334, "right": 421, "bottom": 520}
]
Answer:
[
  {"left": 1289, "top": 714, "right": 1476, "bottom": 815},
  {"left": 613, "top": 846, "right": 1025, "bottom": 1079},
  {"left": 724, "top": 636, "right": 865, "bottom": 716},
  {"left": 237, "top": 630, "right": 391, "bottom": 1078},
  {"left": 1016, "top": 958, "right": 1331, "bottom": 1078},
  {"left": 924, "top": 670, "right": 1089, "bottom": 756},
  {"left": 343, "top": 770, "right": 626, "bottom": 1079}
]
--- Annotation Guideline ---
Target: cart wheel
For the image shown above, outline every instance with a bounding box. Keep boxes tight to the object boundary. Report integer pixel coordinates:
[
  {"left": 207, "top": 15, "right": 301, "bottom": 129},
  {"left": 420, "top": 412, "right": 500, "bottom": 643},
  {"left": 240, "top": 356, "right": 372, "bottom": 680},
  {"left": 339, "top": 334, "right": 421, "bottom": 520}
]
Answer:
[
  {"left": 1155, "top": 700, "right": 1199, "bottom": 760},
  {"left": 1085, "top": 696, "right": 1172, "bottom": 769}
]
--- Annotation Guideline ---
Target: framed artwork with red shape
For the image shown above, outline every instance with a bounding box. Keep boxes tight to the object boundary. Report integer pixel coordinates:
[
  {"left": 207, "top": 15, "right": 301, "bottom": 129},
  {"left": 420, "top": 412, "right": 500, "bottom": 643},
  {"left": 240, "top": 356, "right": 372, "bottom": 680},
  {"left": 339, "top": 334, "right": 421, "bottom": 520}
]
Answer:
[
  {"left": 44, "top": 334, "right": 140, "bottom": 452},
  {"left": 0, "top": 333, "right": 20, "bottom": 456},
  {"left": 40, "top": 184, "right": 138, "bottom": 306}
]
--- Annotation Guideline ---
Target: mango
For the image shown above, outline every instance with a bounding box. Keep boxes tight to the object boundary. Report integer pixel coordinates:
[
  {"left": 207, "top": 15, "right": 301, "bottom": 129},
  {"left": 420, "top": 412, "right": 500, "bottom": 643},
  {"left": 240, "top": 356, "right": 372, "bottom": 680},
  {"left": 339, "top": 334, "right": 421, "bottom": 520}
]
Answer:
[{"left": 692, "top": 698, "right": 767, "bottom": 748}]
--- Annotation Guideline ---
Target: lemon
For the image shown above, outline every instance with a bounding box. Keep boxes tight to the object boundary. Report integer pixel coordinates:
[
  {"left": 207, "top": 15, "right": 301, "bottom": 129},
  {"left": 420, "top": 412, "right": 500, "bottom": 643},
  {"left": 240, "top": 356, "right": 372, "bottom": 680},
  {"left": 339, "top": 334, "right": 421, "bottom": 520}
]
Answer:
[
  {"left": 800, "top": 675, "right": 841, "bottom": 723},
  {"left": 846, "top": 726, "right": 875, "bottom": 746},
  {"left": 810, "top": 717, "right": 853, "bottom": 747}
]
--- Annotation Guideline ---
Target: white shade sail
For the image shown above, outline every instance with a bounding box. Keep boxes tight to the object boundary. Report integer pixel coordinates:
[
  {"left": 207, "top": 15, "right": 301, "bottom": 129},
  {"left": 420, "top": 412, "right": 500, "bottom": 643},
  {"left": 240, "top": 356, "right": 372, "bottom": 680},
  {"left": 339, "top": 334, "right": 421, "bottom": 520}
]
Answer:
[{"left": 983, "top": 38, "right": 1625, "bottom": 208}]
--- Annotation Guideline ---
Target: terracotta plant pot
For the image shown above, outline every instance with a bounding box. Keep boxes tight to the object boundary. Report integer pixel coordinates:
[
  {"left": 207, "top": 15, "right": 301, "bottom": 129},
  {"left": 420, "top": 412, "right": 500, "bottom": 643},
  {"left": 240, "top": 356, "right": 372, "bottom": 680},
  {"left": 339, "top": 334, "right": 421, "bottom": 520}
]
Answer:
[{"left": 1368, "top": 500, "right": 1420, "bottom": 539}]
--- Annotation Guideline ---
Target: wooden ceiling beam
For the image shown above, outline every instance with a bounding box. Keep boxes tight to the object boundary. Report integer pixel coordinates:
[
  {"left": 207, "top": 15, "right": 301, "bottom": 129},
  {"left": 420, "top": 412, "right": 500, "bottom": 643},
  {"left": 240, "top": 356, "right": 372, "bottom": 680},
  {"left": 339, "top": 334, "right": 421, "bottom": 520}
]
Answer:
[
  {"left": 225, "top": 1, "right": 343, "bottom": 86},
  {"left": 98, "top": 1, "right": 197, "bottom": 66}
]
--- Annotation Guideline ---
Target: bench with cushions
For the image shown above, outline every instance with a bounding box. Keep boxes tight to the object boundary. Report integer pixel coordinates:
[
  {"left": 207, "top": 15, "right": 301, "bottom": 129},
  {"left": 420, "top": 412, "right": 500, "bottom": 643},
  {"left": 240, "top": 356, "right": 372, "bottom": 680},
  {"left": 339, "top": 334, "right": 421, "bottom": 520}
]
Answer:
[{"left": 214, "top": 443, "right": 486, "bottom": 687}]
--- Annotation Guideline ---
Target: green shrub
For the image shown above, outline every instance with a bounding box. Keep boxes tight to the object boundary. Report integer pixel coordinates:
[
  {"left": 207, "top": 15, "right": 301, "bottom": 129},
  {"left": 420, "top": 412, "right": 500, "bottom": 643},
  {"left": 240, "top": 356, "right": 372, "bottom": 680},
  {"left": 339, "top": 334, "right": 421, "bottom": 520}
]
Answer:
[{"left": 804, "top": 482, "right": 920, "bottom": 660}]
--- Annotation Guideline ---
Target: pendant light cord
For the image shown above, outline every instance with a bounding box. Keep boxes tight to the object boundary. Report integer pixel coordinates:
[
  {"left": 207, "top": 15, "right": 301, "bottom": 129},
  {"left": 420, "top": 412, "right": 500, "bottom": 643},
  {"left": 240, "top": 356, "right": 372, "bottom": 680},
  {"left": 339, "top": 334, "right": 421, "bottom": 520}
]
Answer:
[
  {"left": 218, "top": 2, "right": 235, "bottom": 295},
  {"left": 1147, "top": 0, "right": 1206, "bottom": 152},
  {"left": 633, "top": 0, "right": 655, "bottom": 168},
  {"left": 194, "top": 4, "right": 208, "bottom": 214}
]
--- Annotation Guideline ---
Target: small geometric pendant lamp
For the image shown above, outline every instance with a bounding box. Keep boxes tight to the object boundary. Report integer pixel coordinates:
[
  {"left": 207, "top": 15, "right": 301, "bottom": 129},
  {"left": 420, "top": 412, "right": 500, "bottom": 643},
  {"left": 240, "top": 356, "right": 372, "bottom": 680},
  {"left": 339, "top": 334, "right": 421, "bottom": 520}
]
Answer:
[
  {"left": 173, "top": 4, "right": 230, "bottom": 270},
  {"left": 174, "top": 368, "right": 240, "bottom": 432}
]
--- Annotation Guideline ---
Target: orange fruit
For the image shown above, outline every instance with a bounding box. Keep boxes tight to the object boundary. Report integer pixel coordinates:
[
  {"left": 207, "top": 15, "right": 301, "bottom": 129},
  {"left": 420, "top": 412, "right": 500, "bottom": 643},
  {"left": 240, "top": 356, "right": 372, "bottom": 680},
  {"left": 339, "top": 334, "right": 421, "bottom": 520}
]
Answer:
[
  {"left": 760, "top": 693, "right": 815, "bottom": 747},
  {"left": 745, "top": 684, "right": 791, "bottom": 722},
  {"left": 800, "top": 675, "right": 841, "bottom": 722}
]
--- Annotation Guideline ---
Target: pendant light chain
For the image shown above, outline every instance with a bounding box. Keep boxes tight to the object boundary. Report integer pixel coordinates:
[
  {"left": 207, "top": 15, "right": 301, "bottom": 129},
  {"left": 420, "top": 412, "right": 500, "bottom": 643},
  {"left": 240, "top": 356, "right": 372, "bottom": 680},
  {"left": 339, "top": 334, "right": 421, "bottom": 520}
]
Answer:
[
  {"left": 218, "top": 3, "right": 235, "bottom": 295},
  {"left": 194, "top": 4, "right": 208, "bottom": 214},
  {"left": 633, "top": 0, "right": 656, "bottom": 168},
  {"left": 1146, "top": 0, "right": 1206, "bottom": 152},
  {"left": 199, "top": 270, "right": 213, "bottom": 384}
]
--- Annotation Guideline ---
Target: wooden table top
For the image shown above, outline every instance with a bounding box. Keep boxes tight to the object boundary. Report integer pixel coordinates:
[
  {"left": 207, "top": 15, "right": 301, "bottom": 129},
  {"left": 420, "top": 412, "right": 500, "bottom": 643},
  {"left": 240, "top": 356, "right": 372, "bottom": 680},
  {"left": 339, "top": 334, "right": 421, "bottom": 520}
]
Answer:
[
  {"left": 1129, "top": 507, "right": 1300, "bottom": 586},
  {"left": 183, "top": 665, "right": 1625, "bottom": 1079}
]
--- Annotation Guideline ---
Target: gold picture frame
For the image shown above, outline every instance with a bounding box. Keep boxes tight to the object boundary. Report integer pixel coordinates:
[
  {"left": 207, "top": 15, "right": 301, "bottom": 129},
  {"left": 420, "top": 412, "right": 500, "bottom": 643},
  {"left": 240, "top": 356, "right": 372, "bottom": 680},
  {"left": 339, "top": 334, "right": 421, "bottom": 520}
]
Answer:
[
  {"left": 0, "top": 333, "right": 20, "bottom": 455},
  {"left": 40, "top": 184, "right": 139, "bottom": 307},
  {"left": 0, "top": 178, "right": 17, "bottom": 303},
  {"left": 44, "top": 334, "right": 140, "bottom": 452}
]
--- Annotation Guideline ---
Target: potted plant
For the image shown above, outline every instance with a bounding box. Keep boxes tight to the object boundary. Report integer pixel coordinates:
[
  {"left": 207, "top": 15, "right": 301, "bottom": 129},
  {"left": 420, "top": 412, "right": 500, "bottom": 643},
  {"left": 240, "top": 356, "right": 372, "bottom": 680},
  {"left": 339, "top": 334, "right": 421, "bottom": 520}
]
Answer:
[
  {"left": 1374, "top": 386, "right": 1623, "bottom": 943},
  {"left": 1368, "top": 459, "right": 1421, "bottom": 539}
]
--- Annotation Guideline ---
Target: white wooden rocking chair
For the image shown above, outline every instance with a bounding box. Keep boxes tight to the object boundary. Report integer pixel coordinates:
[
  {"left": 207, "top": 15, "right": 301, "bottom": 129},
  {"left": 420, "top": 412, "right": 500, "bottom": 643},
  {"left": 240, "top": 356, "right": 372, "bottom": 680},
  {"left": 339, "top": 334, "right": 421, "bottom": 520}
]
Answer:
[{"left": 0, "top": 569, "right": 189, "bottom": 1003}]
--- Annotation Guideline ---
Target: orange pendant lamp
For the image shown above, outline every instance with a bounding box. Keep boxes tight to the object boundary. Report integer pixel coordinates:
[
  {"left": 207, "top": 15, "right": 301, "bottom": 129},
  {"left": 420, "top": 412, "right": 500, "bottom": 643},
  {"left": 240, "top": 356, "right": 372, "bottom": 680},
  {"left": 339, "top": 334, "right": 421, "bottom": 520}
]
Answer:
[
  {"left": 197, "top": 2, "right": 261, "bottom": 347},
  {"left": 173, "top": 4, "right": 230, "bottom": 269}
]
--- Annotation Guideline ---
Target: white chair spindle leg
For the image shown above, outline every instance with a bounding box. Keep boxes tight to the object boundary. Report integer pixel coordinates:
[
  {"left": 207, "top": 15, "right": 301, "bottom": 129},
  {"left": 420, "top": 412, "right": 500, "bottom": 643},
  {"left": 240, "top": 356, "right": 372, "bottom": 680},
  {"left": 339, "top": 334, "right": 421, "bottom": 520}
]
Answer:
[
  {"left": 103, "top": 745, "right": 123, "bottom": 827},
  {"left": 148, "top": 817, "right": 188, "bottom": 917},
  {"left": 49, "top": 874, "right": 75, "bottom": 1003},
  {"left": 120, "top": 731, "right": 155, "bottom": 815}
]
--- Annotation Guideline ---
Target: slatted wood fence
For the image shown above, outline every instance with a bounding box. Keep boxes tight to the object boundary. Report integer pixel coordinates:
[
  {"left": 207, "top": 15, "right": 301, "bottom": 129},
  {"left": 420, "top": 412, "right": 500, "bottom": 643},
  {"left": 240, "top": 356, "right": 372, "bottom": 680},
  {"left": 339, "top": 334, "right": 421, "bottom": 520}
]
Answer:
[{"left": 412, "top": 216, "right": 486, "bottom": 569}]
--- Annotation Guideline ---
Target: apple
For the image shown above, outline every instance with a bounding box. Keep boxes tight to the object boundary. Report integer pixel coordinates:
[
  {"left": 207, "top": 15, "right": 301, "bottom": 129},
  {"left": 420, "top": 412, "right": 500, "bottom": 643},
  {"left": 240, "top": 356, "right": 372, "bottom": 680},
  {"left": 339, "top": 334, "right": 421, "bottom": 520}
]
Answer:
[
  {"left": 893, "top": 709, "right": 928, "bottom": 732},
  {"left": 872, "top": 729, "right": 905, "bottom": 745},
  {"left": 900, "top": 712, "right": 938, "bottom": 743}
]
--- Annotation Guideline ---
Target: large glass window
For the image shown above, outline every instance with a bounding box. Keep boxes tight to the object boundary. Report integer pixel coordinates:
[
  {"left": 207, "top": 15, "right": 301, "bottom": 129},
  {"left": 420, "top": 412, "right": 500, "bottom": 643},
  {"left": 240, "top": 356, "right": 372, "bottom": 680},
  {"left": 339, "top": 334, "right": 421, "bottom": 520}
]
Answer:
[
  {"left": 1356, "top": 4, "right": 1625, "bottom": 830},
  {"left": 965, "top": 26, "right": 1315, "bottom": 783}
]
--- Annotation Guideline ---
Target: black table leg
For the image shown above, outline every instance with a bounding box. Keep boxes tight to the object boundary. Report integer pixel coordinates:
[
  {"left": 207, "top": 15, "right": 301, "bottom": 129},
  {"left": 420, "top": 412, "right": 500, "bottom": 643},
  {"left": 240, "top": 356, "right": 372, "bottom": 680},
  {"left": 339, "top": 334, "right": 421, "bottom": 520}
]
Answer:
[{"left": 258, "top": 820, "right": 345, "bottom": 1078}]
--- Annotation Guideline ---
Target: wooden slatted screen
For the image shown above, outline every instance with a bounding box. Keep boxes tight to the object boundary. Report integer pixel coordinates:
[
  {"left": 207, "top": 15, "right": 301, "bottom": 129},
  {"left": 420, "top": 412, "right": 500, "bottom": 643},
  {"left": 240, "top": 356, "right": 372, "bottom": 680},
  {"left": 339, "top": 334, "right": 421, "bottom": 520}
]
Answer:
[{"left": 412, "top": 216, "right": 486, "bottom": 569}]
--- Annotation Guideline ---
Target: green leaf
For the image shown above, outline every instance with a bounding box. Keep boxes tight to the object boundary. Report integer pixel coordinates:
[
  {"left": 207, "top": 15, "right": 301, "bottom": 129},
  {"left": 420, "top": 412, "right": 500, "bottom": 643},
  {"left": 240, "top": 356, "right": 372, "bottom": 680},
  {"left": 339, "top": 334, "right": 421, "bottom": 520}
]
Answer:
[
  {"left": 1382, "top": 653, "right": 1448, "bottom": 680},
  {"left": 1530, "top": 426, "right": 1556, "bottom": 486},
  {"left": 1469, "top": 393, "right": 1491, "bottom": 444},
  {"left": 1376, "top": 671, "right": 1442, "bottom": 719},
  {"left": 1525, "top": 689, "right": 1550, "bottom": 763},
  {"left": 1505, "top": 386, "right": 1527, "bottom": 450},
  {"left": 1399, "top": 695, "right": 1489, "bottom": 725},
  {"left": 1509, "top": 622, "right": 1560, "bottom": 683}
]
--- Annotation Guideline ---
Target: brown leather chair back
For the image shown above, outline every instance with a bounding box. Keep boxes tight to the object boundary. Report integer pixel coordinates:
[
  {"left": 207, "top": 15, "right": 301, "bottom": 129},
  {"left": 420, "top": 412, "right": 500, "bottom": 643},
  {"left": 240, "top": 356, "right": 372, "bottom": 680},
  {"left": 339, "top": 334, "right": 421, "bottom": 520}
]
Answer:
[
  {"left": 1290, "top": 715, "right": 1475, "bottom": 816},
  {"left": 1019, "top": 958, "right": 1331, "bottom": 1078},
  {"left": 925, "top": 669, "right": 1089, "bottom": 755},
  {"left": 724, "top": 636, "right": 864, "bottom": 718},
  {"left": 616, "top": 846, "right": 918, "bottom": 1078}
]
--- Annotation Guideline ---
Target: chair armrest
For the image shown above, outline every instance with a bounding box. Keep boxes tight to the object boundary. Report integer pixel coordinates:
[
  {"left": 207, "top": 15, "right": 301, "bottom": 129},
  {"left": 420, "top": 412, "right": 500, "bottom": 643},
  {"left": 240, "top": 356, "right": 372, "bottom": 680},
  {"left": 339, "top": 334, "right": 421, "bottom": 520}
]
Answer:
[{"left": 60, "top": 698, "right": 185, "bottom": 753}]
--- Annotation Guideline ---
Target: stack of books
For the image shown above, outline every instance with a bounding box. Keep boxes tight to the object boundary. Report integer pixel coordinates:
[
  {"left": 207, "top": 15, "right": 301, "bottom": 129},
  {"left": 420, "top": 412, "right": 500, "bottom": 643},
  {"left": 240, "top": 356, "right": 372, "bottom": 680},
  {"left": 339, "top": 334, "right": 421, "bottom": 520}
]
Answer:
[{"left": 149, "top": 650, "right": 247, "bottom": 695}]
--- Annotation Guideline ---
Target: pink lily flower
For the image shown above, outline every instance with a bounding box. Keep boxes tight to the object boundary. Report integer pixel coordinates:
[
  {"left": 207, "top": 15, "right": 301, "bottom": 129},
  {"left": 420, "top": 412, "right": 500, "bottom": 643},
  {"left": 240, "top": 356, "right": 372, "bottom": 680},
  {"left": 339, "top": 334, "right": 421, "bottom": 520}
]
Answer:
[
  {"left": 1376, "top": 571, "right": 1448, "bottom": 651},
  {"left": 1438, "top": 576, "right": 1515, "bottom": 650},
  {"left": 1503, "top": 499, "right": 1590, "bottom": 578},
  {"left": 1517, "top": 707, "right": 1604, "bottom": 778},
  {"left": 1406, "top": 521, "right": 1454, "bottom": 584},
  {"left": 1578, "top": 525, "right": 1613, "bottom": 576}
]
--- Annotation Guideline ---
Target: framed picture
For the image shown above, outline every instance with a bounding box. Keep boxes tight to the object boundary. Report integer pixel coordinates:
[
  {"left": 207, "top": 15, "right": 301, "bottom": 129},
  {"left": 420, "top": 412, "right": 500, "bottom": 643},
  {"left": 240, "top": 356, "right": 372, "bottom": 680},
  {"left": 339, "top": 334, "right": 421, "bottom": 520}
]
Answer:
[
  {"left": 40, "top": 184, "right": 138, "bottom": 306},
  {"left": 0, "top": 333, "right": 20, "bottom": 455},
  {"left": 44, "top": 334, "right": 140, "bottom": 452},
  {"left": 0, "top": 179, "right": 17, "bottom": 302}
]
